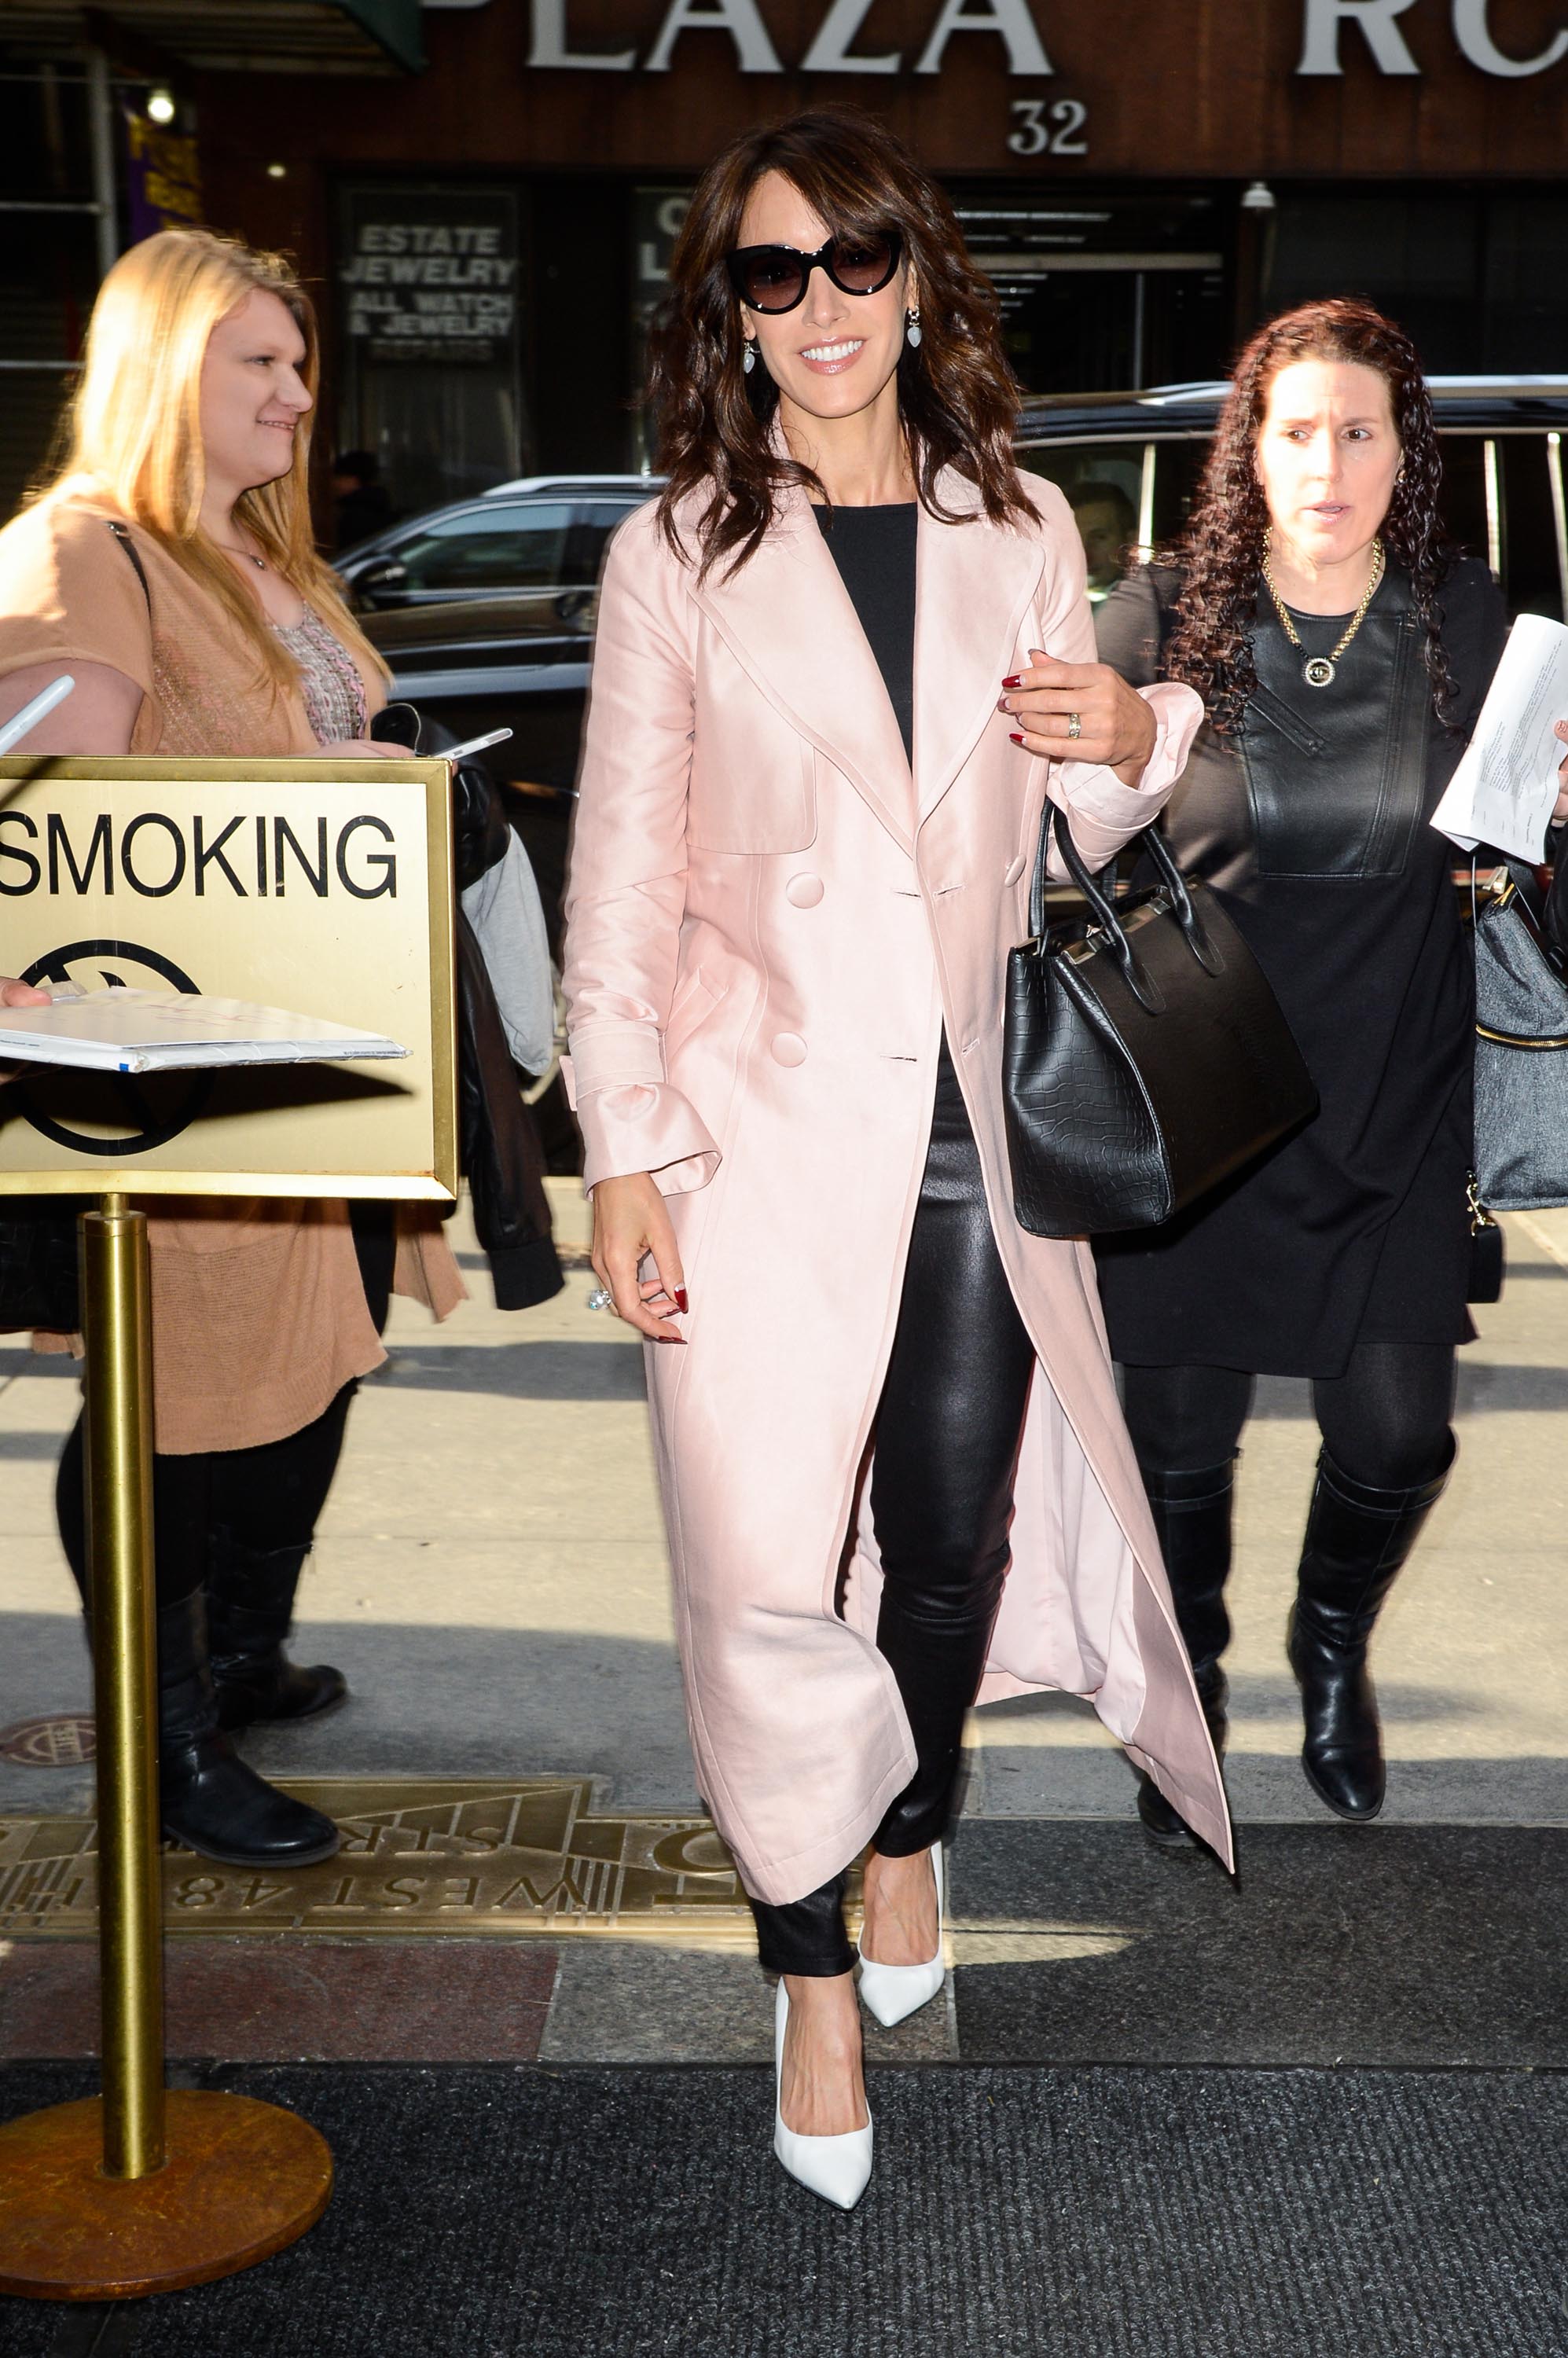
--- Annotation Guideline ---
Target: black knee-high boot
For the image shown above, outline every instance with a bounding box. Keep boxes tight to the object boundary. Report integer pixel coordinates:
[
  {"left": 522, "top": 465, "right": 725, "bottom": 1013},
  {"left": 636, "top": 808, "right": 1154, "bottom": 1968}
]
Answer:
[
  {"left": 156, "top": 1589, "right": 342, "bottom": 1866},
  {"left": 56, "top": 1432, "right": 342, "bottom": 1868},
  {"left": 1286, "top": 1442, "right": 1453, "bottom": 1822},
  {"left": 1134, "top": 1460, "right": 1236, "bottom": 1846},
  {"left": 207, "top": 1527, "right": 347, "bottom": 1731}
]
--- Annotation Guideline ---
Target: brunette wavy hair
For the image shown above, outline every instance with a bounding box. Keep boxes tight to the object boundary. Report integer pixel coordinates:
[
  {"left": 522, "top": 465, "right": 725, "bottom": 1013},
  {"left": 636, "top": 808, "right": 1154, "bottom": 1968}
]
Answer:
[
  {"left": 1162, "top": 298, "right": 1457, "bottom": 734},
  {"left": 648, "top": 107, "right": 1030, "bottom": 578}
]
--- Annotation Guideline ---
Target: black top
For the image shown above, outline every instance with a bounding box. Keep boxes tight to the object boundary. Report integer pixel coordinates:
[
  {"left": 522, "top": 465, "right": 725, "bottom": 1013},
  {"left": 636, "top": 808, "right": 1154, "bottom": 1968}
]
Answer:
[
  {"left": 815, "top": 503, "right": 918, "bottom": 762},
  {"left": 1092, "top": 556, "right": 1507, "bottom": 1378}
]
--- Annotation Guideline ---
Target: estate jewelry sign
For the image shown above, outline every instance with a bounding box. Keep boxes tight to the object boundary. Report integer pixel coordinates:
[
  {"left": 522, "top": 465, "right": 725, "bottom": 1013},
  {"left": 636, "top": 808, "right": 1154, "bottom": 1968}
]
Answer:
[
  {"left": 340, "top": 188, "right": 519, "bottom": 366},
  {"left": 0, "top": 758, "right": 457, "bottom": 1200}
]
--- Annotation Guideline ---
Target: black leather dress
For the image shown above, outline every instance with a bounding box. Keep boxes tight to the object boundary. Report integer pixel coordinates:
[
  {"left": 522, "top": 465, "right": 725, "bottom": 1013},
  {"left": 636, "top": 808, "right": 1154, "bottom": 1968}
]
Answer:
[{"left": 1092, "top": 558, "right": 1507, "bottom": 1378}]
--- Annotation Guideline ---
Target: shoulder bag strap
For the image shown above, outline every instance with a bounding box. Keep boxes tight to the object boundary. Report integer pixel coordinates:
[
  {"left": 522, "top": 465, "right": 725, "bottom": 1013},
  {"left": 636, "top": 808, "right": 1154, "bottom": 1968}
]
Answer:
[{"left": 105, "top": 519, "right": 152, "bottom": 615}]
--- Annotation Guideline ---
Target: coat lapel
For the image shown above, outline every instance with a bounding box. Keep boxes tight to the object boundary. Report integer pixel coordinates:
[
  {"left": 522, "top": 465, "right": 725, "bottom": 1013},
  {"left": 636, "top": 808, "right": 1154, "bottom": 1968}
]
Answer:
[
  {"left": 913, "top": 472, "right": 1046, "bottom": 827},
  {"left": 686, "top": 479, "right": 915, "bottom": 853}
]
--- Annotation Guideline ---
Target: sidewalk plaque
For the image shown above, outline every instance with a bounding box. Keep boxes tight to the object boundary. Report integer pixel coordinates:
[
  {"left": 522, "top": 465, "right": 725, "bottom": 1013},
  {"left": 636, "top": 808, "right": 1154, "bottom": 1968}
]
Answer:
[
  {"left": 0, "top": 758, "right": 456, "bottom": 1199},
  {"left": 0, "top": 1781, "right": 755, "bottom": 1945}
]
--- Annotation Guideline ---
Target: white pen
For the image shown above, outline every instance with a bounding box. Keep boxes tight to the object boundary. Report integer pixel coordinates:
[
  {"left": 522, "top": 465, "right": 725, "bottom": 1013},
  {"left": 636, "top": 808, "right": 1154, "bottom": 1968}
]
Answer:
[
  {"left": 0, "top": 674, "right": 74, "bottom": 757},
  {"left": 442, "top": 726, "right": 513, "bottom": 762}
]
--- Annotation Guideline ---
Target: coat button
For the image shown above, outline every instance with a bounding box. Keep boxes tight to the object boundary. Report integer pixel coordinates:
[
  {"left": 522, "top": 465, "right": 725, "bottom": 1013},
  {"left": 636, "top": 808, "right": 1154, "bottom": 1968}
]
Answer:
[
  {"left": 786, "top": 874, "right": 824, "bottom": 908},
  {"left": 1004, "top": 853, "right": 1026, "bottom": 886},
  {"left": 770, "top": 1033, "right": 807, "bottom": 1067}
]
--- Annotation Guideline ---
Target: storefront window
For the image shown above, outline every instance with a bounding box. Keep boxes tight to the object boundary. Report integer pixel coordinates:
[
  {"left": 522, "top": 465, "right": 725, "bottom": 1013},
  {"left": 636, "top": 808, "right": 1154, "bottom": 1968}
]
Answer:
[
  {"left": 336, "top": 185, "right": 527, "bottom": 522},
  {"left": 630, "top": 188, "right": 692, "bottom": 473},
  {"left": 1264, "top": 189, "right": 1568, "bottom": 376},
  {"left": 0, "top": 68, "right": 101, "bottom": 522},
  {"left": 953, "top": 189, "right": 1228, "bottom": 395}
]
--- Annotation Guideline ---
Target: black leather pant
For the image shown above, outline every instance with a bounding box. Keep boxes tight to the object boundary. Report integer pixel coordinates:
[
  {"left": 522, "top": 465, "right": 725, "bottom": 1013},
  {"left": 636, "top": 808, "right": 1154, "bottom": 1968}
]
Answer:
[{"left": 750, "top": 1044, "right": 1037, "bottom": 1976}]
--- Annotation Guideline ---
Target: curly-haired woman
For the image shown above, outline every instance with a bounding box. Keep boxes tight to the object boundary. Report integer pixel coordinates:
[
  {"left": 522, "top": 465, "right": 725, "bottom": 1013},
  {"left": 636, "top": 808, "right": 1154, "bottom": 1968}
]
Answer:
[
  {"left": 1095, "top": 299, "right": 1568, "bottom": 1843},
  {"left": 563, "top": 105, "right": 1228, "bottom": 2208}
]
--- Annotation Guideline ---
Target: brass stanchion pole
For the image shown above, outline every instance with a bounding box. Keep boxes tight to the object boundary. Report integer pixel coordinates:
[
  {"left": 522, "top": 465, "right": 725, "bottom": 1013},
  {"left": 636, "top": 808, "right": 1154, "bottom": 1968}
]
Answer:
[
  {"left": 0, "top": 1192, "right": 333, "bottom": 2303},
  {"left": 82, "top": 1192, "right": 163, "bottom": 2182}
]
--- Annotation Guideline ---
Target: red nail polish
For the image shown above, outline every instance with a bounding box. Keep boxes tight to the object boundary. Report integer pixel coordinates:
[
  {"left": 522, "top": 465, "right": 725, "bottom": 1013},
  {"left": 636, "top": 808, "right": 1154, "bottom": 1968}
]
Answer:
[
  {"left": 675, "top": 1288, "right": 689, "bottom": 1313},
  {"left": 1001, "top": 675, "right": 1021, "bottom": 690},
  {"left": 1009, "top": 732, "right": 1024, "bottom": 744}
]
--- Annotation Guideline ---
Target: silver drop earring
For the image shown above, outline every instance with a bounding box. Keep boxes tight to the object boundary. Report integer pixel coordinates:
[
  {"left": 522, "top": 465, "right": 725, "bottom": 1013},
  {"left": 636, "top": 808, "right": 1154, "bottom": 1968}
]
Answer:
[
  {"left": 743, "top": 340, "right": 756, "bottom": 374},
  {"left": 905, "top": 307, "right": 923, "bottom": 349}
]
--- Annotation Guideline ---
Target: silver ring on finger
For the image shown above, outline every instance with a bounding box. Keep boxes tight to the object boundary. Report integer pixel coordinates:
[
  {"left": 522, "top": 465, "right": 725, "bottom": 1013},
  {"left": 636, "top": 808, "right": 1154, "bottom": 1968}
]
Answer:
[
  {"left": 1066, "top": 711, "right": 1082, "bottom": 741},
  {"left": 586, "top": 1286, "right": 614, "bottom": 1312}
]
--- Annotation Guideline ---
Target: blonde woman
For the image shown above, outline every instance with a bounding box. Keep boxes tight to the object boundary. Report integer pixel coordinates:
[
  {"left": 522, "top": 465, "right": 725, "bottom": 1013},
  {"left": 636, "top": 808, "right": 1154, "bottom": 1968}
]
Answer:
[{"left": 0, "top": 230, "right": 464, "bottom": 1869}]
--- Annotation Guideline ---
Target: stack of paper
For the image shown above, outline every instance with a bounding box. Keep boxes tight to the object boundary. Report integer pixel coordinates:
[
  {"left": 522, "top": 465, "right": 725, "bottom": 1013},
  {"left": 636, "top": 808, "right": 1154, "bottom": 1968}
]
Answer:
[
  {"left": 0, "top": 990, "right": 409, "bottom": 1075},
  {"left": 1431, "top": 612, "right": 1568, "bottom": 861}
]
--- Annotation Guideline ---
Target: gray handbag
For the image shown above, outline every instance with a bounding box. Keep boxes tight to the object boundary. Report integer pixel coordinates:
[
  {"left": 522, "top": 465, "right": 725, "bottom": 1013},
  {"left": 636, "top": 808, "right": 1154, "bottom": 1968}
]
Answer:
[{"left": 1473, "top": 866, "right": 1568, "bottom": 1210}]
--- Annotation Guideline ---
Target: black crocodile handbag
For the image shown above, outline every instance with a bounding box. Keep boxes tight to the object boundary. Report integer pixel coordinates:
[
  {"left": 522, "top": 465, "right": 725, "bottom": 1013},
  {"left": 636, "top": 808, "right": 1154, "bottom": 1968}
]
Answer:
[{"left": 1003, "top": 802, "right": 1318, "bottom": 1237}]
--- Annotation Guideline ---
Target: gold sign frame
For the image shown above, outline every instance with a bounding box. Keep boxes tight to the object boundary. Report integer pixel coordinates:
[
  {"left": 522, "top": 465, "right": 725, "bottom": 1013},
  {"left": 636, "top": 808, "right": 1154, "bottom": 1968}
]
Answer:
[{"left": 0, "top": 756, "right": 457, "bottom": 1201}]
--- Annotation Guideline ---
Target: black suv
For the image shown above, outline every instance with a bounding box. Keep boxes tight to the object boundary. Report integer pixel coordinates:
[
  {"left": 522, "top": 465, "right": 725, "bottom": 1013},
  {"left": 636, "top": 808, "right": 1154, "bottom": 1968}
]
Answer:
[
  {"left": 338, "top": 474, "right": 655, "bottom": 612},
  {"left": 1014, "top": 376, "right": 1568, "bottom": 619}
]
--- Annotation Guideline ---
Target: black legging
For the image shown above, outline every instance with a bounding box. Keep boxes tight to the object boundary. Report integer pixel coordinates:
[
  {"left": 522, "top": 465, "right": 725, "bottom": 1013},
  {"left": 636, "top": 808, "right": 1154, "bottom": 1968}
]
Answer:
[
  {"left": 750, "top": 1045, "right": 1037, "bottom": 1977},
  {"left": 57, "top": 1201, "right": 396, "bottom": 1608},
  {"left": 1118, "top": 1341, "right": 1456, "bottom": 1491}
]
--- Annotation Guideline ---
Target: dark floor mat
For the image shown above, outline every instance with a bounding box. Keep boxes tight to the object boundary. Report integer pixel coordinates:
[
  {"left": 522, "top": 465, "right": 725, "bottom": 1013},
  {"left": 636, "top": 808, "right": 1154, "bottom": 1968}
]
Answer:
[
  {"left": 947, "top": 1820, "right": 1568, "bottom": 2064},
  {"left": 2, "top": 2061, "right": 1564, "bottom": 2358}
]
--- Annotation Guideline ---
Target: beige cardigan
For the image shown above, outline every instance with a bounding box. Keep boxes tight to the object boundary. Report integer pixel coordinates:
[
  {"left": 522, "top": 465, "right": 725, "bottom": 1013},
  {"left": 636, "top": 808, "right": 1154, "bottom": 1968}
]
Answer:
[{"left": 0, "top": 493, "right": 465, "bottom": 1453}]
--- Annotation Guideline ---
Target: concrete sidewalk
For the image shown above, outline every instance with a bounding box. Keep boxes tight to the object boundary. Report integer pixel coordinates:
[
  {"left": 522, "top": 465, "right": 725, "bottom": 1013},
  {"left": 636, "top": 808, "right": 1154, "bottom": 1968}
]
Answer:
[
  {"left": 5, "top": 1182, "right": 1564, "bottom": 1824},
  {"left": 2, "top": 1185, "right": 1564, "bottom": 2063}
]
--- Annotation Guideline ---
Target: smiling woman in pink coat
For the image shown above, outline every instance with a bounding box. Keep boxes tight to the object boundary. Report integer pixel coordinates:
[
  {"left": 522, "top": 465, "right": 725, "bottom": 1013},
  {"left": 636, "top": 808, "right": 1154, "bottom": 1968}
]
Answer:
[{"left": 562, "top": 106, "right": 1230, "bottom": 2208}]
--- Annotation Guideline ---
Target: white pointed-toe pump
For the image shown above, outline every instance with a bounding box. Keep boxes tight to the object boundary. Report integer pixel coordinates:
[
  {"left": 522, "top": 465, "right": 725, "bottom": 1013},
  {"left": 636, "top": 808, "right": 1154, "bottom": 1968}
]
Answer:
[
  {"left": 773, "top": 1979, "right": 873, "bottom": 2209},
  {"left": 857, "top": 1844, "right": 946, "bottom": 2029}
]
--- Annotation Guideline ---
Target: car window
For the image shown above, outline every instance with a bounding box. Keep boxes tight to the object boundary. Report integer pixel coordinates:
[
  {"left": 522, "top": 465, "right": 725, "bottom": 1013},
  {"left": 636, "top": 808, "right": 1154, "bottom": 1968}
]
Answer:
[
  {"left": 567, "top": 500, "right": 644, "bottom": 587},
  {"left": 1017, "top": 442, "right": 1145, "bottom": 603},
  {"left": 1435, "top": 434, "right": 1493, "bottom": 578},
  {"left": 1493, "top": 435, "right": 1566, "bottom": 622},
  {"left": 392, "top": 502, "right": 575, "bottom": 593},
  {"left": 1146, "top": 440, "right": 1207, "bottom": 553}
]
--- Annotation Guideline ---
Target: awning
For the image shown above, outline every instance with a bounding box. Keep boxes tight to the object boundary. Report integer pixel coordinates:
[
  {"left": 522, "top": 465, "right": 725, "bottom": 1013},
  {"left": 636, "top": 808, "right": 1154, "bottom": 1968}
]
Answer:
[{"left": 0, "top": 0, "right": 425, "bottom": 74}]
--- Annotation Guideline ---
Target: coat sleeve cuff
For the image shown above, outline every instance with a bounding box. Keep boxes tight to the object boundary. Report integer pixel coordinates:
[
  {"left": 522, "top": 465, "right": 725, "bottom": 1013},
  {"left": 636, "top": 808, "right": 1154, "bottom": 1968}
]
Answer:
[
  {"left": 564, "top": 1019, "right": 722, "bottom": 1197},
  {"left": 1050, "top": 681, "right": 1204, "bottom": 874},
  {"left": 567, "top": 1070, "right": 722, "bottom": 1198}
]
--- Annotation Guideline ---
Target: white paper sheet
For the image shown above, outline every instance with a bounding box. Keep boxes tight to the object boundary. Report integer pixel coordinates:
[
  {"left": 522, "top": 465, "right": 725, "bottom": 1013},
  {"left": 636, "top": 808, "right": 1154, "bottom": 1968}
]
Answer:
[
  {"left": 1430, "top": 612, "right": 1568, "bottom": 861},
  {"left": 0, "top": 989, "right": 409, "bottom": 1074}
]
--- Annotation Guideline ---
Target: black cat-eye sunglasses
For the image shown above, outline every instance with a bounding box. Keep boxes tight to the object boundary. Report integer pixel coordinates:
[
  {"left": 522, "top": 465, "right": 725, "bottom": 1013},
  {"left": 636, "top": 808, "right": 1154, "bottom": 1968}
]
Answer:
[{"left": 726, "top": 231, "right": 903, "bottom": 315}]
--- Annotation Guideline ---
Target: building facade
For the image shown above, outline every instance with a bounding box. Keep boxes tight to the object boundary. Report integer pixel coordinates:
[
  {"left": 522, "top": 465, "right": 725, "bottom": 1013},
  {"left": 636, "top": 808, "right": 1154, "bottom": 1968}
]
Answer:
[{"left": 6, "top": 0, "right": 1568, "bottom": 516}]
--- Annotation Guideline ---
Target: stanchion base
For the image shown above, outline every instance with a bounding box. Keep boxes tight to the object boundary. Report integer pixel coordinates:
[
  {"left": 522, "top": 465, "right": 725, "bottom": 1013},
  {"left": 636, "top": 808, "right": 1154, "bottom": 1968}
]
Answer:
[{"left": 0, "top": 2089, "right": 332, "bottom": 2301}]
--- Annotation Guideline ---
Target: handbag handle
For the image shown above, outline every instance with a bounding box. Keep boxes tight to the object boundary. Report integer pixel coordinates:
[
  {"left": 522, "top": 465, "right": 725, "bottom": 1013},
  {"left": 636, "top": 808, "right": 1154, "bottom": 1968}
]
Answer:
[{"left": 1030, "top": 800, "right": 1221, "bottom": 998}]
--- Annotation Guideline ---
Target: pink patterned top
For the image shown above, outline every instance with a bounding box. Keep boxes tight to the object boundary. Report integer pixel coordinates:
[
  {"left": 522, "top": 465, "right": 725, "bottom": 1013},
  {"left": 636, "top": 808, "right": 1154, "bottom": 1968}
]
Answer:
[{"left": 274, "top": 604, "right": 368, "bottom": 746}]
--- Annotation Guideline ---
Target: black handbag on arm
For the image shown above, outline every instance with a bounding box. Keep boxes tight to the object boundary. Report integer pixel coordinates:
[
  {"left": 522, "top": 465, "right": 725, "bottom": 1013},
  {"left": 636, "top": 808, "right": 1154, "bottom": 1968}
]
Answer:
[{"left": 1003, "top": 801, "right": 1318, "bottom": 1237}]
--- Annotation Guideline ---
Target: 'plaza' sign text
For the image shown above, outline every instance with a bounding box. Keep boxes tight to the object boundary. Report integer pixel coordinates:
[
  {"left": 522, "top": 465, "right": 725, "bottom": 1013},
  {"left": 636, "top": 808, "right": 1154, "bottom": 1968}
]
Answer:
[{"left": 525, "top": 0, "right": 1568, "bottom": 75}]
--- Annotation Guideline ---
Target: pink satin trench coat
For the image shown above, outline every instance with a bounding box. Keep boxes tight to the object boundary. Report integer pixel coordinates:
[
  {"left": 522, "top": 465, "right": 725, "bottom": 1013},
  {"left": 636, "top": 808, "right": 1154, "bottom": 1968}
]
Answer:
[{"left": 562, "top": 467, "right": 1234, "bottom": 1904}]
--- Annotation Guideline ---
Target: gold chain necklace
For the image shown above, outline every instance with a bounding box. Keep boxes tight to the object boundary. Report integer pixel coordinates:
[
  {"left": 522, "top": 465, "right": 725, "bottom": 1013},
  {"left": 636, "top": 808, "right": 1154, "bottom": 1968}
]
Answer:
[{"left": 1261, "top": 534, "right": 1385, "bottom": 689}]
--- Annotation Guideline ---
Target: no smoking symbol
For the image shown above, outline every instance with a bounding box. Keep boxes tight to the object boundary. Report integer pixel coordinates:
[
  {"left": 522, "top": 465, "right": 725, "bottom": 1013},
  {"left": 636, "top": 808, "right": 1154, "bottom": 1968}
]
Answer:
[{"left": 17, "top": 938, "right": 213, "bottom": 1156}]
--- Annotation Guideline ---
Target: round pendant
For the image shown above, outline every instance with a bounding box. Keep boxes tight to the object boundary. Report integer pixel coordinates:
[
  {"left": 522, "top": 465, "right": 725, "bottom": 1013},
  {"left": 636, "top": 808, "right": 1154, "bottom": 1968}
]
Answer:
[{"left": 1302, "top": 656, "right": 1336, "bottom": 689}]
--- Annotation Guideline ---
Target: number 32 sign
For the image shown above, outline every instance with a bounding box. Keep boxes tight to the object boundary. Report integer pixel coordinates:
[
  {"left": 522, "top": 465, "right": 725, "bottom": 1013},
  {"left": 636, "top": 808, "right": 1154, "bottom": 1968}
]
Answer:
[{"left": 1008, "top": 98, "right": 1088, "bottom": 155}]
